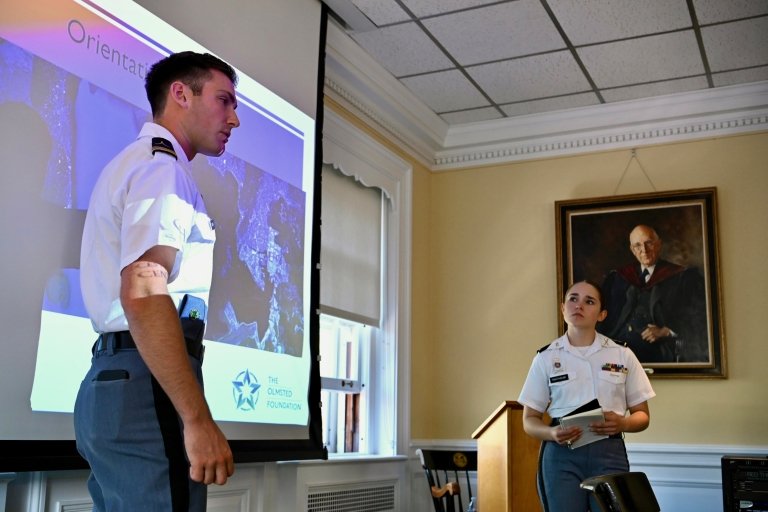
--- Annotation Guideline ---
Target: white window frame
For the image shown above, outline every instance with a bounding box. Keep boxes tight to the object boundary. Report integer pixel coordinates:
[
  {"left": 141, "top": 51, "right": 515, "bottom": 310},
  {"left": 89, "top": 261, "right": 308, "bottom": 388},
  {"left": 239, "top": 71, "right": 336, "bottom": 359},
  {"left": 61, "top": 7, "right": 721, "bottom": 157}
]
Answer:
[
  {"left": 321, "top": 107, "right": 412, "bottom": 456},
  {"left": 319, "top": 315, "right": 369, "bottom": 453}
]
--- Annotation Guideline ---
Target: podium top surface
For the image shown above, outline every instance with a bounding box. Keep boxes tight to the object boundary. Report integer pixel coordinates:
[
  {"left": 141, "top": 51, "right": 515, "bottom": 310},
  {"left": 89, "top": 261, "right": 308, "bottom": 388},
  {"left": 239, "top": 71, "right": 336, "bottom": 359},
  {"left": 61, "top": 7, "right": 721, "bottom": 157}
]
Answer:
[{"left": 472, "top": 401, "right": 523, "bottom": 439}]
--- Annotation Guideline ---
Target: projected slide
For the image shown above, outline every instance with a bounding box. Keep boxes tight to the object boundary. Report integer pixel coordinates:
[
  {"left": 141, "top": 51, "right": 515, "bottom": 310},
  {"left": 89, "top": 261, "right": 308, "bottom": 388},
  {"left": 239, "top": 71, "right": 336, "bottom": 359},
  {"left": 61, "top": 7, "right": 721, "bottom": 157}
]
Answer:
[{"left": 0, "top": 0, "right": 315, "bottom": 439}]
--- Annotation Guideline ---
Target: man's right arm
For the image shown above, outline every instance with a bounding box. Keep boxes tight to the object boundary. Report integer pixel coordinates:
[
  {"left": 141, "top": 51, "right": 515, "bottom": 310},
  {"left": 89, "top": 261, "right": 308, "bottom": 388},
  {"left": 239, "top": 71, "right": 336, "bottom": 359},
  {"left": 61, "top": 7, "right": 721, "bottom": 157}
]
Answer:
[{"left": 120, "top": 245, "right": 234, "bottom": 485}]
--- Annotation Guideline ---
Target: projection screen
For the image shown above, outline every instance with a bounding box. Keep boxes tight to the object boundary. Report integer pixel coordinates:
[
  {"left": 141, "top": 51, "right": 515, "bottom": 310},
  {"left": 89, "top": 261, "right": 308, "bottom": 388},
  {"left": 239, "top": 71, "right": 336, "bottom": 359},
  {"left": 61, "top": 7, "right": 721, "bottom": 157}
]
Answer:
[{"left": 0, "top": 0, "right": 326, "bottom": 470}]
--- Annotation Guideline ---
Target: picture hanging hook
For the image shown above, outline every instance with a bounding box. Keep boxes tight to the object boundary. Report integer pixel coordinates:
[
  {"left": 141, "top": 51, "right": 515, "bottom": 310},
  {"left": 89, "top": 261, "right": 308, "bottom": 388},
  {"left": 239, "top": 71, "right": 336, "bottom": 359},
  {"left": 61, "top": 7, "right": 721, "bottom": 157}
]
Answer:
[{"left": 612, "top": 148, "right": 657, "bottom": 195}]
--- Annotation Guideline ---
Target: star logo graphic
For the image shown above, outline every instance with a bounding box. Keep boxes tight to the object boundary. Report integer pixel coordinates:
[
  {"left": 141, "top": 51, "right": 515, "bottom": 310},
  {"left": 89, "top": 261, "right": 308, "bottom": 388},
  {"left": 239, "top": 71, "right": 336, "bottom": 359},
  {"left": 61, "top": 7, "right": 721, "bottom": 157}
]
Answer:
[{"left": 232, "top": 369, "right": 261, "bottom": 411}]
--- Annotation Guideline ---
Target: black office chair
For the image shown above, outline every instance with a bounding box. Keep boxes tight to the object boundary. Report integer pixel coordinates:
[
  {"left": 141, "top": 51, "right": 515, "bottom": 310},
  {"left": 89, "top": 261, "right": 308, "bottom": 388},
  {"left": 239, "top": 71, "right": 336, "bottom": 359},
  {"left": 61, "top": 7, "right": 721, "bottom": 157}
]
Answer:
[
  {"left": 580, "top": 471, "right": 661, "bottom": 512},
  {"left": 416, "top": 448, "right": 478, "bottom": 512}
]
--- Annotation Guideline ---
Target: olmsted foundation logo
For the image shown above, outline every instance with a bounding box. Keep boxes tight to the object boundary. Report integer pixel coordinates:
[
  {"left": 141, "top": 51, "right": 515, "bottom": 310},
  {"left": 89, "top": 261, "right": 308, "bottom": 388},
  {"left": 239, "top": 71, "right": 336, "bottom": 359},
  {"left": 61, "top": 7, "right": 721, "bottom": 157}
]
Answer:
[{"left": 232, "top": 369, "right": 261, "bottom": 411}]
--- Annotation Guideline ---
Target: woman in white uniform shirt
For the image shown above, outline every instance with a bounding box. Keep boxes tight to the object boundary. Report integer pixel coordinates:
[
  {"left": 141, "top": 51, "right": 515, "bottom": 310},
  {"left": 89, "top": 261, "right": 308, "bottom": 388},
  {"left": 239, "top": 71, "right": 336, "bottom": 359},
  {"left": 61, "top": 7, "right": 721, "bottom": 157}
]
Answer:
[{"left": 518, "top": 280, "right": 655, "bottom": 512}]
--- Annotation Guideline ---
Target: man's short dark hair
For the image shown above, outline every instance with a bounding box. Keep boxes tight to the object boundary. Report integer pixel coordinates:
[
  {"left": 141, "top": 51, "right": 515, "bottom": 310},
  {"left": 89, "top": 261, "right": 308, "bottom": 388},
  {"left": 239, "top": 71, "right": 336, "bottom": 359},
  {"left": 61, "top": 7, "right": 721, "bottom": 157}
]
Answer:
[{"left": 145, "top": 51, "right": 238, "bottom": 116}]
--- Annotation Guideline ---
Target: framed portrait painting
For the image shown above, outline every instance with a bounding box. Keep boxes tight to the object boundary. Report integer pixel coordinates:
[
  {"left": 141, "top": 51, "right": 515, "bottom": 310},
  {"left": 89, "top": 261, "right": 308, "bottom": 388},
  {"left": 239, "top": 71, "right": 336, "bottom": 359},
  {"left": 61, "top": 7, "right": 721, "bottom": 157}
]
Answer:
[{"left": 555, "top": 188, "right": 726, "bottom": 378}]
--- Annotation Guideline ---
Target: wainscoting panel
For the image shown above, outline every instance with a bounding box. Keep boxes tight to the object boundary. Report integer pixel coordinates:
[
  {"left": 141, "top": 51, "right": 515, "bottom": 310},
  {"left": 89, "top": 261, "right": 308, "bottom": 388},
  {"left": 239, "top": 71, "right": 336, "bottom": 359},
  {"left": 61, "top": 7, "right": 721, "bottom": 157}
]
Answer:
[
  {"left": 627, "top": 443, "right": 767, "bottom": 512},
  {"left": 4, "top": 465, "right": 262, "bottom": 512},
  {"left": 411, "top": 440, "right": 768, "bottom": 512},
  {"left": 5, "top": 445, "right": 766, "bottom": 511}
]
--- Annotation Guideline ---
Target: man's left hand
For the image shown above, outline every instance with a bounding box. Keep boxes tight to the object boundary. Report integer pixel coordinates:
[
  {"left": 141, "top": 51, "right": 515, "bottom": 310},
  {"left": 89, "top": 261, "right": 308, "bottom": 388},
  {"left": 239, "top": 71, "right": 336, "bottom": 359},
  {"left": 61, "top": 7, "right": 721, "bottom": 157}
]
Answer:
[{"left": 641, "top": 324, "right": 670, "bottom": 342}]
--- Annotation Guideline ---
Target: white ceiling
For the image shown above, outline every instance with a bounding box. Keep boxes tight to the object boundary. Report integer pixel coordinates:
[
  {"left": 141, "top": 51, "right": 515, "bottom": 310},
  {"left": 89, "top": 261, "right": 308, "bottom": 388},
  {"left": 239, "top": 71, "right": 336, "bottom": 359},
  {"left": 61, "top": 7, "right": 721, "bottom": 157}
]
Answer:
[{"left": 328, "top": 0, "right": 768, "bottom": 125}]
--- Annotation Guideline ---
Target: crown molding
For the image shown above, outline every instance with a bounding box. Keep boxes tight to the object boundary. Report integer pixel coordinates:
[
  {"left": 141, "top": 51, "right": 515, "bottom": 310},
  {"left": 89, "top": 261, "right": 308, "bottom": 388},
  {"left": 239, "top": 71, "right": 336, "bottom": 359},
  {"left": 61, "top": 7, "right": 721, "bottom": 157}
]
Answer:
[
  {"left": 435, "top": 81, "right": 768, "bottom": 170},
  {"left": 324, "top": 20, "right": 768, "bottom": 171},
  {"left": 324, "top": 19, "right": 445, "bottom": 169}
]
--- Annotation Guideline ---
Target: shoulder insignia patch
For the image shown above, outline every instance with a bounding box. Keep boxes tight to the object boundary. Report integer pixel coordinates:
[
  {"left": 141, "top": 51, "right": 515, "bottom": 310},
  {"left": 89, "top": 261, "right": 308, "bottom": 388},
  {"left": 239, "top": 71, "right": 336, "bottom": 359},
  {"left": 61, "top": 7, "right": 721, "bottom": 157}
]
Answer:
[
  {"left": 536, "top": 343, "right": 551, "bottom": 354},
  {"left": 152, "top": 137, "right": 177, "bottom": 160}
]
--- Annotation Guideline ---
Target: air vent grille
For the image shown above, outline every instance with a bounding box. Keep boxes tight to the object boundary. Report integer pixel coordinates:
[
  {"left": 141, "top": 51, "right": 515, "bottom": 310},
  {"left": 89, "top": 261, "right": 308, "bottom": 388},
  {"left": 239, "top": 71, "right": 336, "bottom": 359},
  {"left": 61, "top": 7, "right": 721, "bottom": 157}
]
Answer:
[{"left": 307, "top": 482, "right": 396, "bottom": 512}]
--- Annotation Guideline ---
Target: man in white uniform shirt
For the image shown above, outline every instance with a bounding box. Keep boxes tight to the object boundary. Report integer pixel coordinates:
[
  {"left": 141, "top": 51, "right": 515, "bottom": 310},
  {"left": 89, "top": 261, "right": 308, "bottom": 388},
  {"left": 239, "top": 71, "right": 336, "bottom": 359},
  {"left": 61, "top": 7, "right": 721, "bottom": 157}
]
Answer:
[{"left": 75, "top": 51, "right": 240, "bottom": 512}]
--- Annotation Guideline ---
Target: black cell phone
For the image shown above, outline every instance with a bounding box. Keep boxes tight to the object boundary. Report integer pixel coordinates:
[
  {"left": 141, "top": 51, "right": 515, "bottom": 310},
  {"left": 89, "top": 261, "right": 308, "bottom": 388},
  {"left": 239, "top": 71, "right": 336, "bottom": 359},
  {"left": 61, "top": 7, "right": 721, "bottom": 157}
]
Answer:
[
  {"left": 94, "top": 369, "right": 129, "bottom": 381},
  {"left": 178, "top": 294, "right": 206, "bottom": 321},
  {"left": 179, "top": 294, "right": 206, "bottom": 342}
]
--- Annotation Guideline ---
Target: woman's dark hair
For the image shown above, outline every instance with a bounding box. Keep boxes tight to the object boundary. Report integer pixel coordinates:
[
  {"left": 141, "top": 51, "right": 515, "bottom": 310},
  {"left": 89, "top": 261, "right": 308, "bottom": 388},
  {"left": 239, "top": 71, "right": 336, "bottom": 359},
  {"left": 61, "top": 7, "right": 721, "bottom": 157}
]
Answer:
[
  {"left": 145, "top": 51, "right": 238, "bottom": 116},
  {"left": 564, "top": 279, "right": 605, "bottom": 310}
]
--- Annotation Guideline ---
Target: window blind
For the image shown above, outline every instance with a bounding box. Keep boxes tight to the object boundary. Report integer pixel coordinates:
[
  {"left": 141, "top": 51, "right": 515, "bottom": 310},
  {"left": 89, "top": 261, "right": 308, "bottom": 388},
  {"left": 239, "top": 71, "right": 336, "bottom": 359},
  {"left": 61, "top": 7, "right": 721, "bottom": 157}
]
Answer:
[{"left": 320, "top": 164, "right": 382, "bottom": 326}]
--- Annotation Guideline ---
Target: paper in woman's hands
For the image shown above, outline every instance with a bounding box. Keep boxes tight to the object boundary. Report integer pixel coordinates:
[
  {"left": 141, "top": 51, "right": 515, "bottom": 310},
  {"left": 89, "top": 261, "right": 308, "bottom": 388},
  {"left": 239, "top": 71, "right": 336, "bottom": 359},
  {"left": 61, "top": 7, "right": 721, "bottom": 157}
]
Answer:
[{"left": 559, "top": 399, "right": 607, "bottom": 449}]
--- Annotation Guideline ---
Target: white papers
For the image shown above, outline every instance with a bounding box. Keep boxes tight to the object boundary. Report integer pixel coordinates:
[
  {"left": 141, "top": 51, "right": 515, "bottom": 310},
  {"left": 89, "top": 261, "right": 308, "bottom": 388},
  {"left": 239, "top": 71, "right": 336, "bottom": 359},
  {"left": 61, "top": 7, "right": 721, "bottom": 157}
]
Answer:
[{"left": 559, "top": 407, "right": 607, "bottom": 449}]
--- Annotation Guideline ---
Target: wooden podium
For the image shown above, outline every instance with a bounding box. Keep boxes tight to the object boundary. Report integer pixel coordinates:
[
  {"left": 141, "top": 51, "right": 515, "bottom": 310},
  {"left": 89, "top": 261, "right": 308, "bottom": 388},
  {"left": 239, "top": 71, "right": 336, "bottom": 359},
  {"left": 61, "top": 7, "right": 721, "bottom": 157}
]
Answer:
[{"left": 472, "top": 401, "right": 542, "bottom": 511}]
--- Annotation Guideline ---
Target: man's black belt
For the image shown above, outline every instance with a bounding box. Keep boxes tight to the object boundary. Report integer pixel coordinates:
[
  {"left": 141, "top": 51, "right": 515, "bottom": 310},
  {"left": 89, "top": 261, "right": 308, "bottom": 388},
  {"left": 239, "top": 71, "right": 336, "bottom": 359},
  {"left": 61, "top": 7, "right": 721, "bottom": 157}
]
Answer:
[
  {"left": 93, "top": 329, "right": 204, "bottom": 361},
  {"left": 550, "top": 417, "right": 623, "bottom": 440}
]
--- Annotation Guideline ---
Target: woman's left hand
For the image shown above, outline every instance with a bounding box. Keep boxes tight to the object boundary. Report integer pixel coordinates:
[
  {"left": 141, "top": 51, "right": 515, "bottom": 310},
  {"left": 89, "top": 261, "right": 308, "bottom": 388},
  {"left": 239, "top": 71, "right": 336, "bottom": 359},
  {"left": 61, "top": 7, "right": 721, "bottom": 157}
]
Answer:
[{"left": 590, "top": 411, "right": 625, "bottom": 436}]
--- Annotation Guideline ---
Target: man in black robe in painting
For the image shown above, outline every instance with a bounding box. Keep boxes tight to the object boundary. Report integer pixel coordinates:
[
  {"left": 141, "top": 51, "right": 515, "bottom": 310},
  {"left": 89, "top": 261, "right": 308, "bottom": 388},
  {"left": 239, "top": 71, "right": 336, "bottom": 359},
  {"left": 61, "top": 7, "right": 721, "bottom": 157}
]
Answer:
[{"left": 598, "top": 224, "right": 709, "bottom": 363}]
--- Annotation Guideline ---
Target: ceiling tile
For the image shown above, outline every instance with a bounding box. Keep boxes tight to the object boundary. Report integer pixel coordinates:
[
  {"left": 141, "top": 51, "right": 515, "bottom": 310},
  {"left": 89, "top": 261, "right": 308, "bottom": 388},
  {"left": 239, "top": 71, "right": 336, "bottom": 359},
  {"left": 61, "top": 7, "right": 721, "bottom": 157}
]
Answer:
[
  {"left": 693, "top": 0, "right": 768, "bottom": 25},
  {"left": 578, "top": 31, "right": 704, "bottom": 88},
  {"left": 440, "top": 107, "right": 503, "bottom": 125},
  {"left": 335, "top": 0, "right": 767, "bottom": 126},
  {"left": 422, "top": 0, "right": 565, "bottom": 65},
  {"left": 468, "top": 51, "right": 592, "bottom": 104},
  {"left": 702, "top": 18, "right": 768, "bottom": 72},
  {"left": 713, "top": 66, "right": 768, "bottom": 87},
  {"left": 351, "top": 0, "right": 411, "bottom": 25},
  {"left": 401, "top": 0, "right": 501, "bottom": 18},
  {"left": 351, "top": 22, "right": 453, "bottom": 76},
  {"left": 549, "top": 0, "right": 691, "bottom": 45},
  {"left": 500, "top": 92, "right": 599, "bottom": 116},
  {"left": 601, "top": 76, "right": 710, "bottom": 103},
  {"left": 400, "top": 69, "right": 491, "bottom": 112}
]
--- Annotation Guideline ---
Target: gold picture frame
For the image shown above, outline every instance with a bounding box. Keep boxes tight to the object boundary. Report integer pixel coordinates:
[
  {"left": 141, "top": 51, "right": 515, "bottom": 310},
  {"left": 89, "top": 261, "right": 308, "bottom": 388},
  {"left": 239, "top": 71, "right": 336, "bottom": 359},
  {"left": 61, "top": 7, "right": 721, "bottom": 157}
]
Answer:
[{"left": 555, "top": 188, "right": 726, "bottom": 378}]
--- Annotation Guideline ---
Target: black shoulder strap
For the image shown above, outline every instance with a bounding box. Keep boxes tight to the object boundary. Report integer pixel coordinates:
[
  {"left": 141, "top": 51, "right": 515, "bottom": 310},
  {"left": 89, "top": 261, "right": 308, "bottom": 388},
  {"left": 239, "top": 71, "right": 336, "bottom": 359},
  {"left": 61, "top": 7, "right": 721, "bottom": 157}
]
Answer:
[
  {"left": 602, "top": 335, "right": 628, "bottom": 347},
  {"left": 536, "top": 343, "right": 551, "bottom": 354},
  {"left": 152, "top": 137, "right": 177, "bottom": 160}
]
